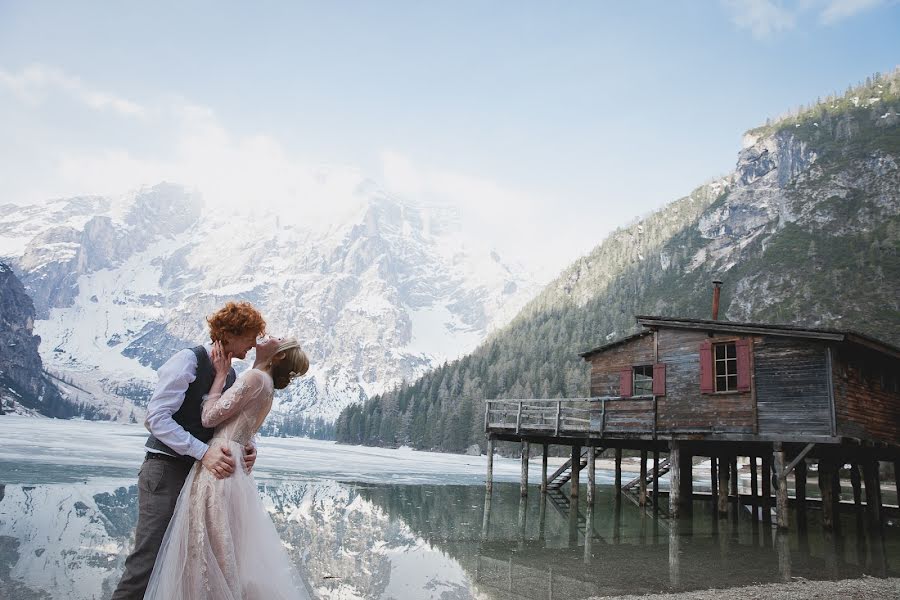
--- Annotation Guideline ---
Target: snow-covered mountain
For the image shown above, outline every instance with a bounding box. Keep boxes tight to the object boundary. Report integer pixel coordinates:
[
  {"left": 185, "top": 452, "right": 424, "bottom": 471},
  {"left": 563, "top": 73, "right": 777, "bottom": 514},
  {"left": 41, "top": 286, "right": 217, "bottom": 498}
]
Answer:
[{"left": 0, "top": 175, "right": 539, "bottom": 430}]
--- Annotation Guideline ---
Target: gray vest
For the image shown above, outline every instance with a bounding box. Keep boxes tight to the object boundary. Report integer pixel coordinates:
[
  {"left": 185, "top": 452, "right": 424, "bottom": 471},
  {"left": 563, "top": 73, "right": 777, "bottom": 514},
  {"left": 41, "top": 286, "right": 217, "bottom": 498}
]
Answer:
[{"left": 145, "top": 345, "right": 237, "bottom": 459}]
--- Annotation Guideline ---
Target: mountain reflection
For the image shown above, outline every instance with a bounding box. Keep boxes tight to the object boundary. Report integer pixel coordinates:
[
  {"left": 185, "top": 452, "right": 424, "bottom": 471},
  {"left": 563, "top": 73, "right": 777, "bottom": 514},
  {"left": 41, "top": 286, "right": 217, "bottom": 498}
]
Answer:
[{"left": 1, "top": 478, "right": 898, "bottom": 600}]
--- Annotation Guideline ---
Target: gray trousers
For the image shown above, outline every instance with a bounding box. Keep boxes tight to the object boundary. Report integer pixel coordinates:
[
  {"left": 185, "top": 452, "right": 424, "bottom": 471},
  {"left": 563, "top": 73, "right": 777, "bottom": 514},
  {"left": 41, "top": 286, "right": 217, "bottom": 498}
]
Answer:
[{"left": 112, "top": 456, "right": 193, "bottom": 600}]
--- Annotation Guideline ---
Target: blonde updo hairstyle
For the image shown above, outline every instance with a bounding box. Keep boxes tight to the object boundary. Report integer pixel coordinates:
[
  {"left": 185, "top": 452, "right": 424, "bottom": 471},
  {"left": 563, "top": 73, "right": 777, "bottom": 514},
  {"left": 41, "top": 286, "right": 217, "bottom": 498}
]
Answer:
[{"left": 271, "top": 341, "right": 310, "bottom": 390}]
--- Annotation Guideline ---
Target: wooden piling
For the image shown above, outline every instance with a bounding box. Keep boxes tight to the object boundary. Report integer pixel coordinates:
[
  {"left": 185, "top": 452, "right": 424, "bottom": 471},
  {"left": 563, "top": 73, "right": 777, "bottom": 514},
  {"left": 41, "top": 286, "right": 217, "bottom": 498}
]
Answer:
[
  {"left": 570, "top": 443, "right": 581, "bottom": 498},
  {"left": 587, "top": 445, "right": 596, "bottom": 506},
  {"left": 710, "top": 455, "right": 718, "bottom": 510},
  {"left": 717, "top": 455, "right": 730, "bottom": 516},
  {"left": 541, "top": 443, "right": 549, "bottom": 494},
  {"left": 614, "top": 447, "right": 622, "bottom": 494},
  {"left": 653, "top": 450, "right": 660, "bottom": 510},
  {"left": 774, "top": 443, "right": 789, "bottom": 529},
  {"left": 795, "top": 458, "right": 807, "bottom": 524},
  {"left": 639, "top": 449, "right": 648, "bottom": 506},
  {"left": 520, "top": 441, "right": 530, "bottom": 497},
  {"left": 895, "top": 461, "right": 900, "bottom": 514},
  {"left": 750, "top": 455, "right": 759, "bottom": 517},
  {"left": 730, "top": 456, "right": 739, "bottom": 499},
  {"left": 761, "top": 455, "right": 773, "bottom": 523},
  {"left": 850, "top": 462, "right": 863, "bottom": 514},
  {"left": 862, "top": 459, "right": 883, "bottom": 529},
  {"left": 818, "top": 459, "right": 835, "bottom": 530},
  {"left": 669, "top": 441, "right": 692, "bottom": 518},
  {"left": 486, "top": 437, "right": 494, "bottom": 495}
]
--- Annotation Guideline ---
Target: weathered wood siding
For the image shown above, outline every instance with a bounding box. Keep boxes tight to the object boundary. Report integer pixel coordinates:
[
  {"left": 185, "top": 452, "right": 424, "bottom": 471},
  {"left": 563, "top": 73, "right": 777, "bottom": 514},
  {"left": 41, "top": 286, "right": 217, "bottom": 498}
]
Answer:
[
  {"left": 753, "top": 337, "right": 832, "bottom": 436},
  {"left": 588, "top": 333, "right": 654, "bottom": 397},
  {"left": 655, "top": 329, "right": 754, "bottom": 433},
  {"left": 832, "top": 344, "right": 900, "bottom": 444}
]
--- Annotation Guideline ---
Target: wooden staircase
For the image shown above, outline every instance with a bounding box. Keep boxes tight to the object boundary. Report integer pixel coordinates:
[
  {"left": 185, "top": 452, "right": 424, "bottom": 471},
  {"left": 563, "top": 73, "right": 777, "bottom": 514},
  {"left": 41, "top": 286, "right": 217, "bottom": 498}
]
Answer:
[
  {"left": 621, "top": 456, "right": 671, "bottom": 492},
  {"left": 546, "top": 446, "right": 606, "bottom": 490}
]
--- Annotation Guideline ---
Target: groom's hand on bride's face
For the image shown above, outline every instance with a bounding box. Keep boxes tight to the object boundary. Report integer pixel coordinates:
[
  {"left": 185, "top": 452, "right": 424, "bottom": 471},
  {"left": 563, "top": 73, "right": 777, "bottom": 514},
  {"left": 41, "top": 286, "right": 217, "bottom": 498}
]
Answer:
[
  {"left": 243, "top": 443, "right": 257, "bottom": 473},
  {"left": 201, "top": 445, "right": 236, "bottom": 479}
]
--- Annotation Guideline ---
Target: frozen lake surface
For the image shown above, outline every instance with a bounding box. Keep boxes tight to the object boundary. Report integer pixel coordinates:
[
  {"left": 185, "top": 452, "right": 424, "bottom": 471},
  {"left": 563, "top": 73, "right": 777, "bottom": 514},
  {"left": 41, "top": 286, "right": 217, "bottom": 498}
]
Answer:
[{"left": 1, "top": 416, "right": 898, "bottom": 600}]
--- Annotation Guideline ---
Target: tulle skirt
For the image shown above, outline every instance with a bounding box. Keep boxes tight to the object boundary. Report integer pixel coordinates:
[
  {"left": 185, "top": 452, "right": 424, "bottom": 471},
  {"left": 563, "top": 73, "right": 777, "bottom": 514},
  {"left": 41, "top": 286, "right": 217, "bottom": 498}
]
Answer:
[{"left": 144, "top": 440, "right": 308, "bottom": 600}]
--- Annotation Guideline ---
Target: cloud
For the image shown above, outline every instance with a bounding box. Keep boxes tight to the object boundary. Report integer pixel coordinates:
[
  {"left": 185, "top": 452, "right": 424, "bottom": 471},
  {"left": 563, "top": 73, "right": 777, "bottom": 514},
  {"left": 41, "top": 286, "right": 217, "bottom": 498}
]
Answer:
[
  {"left": 723, "top": 0, "right": 797, "bottom": 38},
  {"left": 723, "top": 0, "right": 887, "bottom": 37},
  {"left": 0, "top": 64, "right": 146, "bottom": 118},
  {"left": 819, "top": 0, "right": 885, "bottom": 24}
]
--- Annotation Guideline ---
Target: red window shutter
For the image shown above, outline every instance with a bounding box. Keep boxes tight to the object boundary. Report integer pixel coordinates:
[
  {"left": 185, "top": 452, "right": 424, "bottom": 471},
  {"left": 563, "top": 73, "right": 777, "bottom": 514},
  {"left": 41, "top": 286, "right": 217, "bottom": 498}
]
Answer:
[
  {"left": 620, "top": 368, "right": 633, "bottom": 397},
  {"left": 699, "top": 340, "right": 714, "bottom": 393},
  {"left": 736, "top": 339, "right": 751, "bottom": 391},
  {"left": 653, "top": 363, "right": 666, "bottom": 396}
]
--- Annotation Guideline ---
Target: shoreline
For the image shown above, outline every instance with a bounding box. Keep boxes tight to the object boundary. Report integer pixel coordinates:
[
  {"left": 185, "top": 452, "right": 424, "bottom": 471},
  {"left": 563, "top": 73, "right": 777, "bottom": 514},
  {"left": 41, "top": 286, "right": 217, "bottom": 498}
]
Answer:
[{"left": 592, "top": 576, "right": 900, "bottom": 599}]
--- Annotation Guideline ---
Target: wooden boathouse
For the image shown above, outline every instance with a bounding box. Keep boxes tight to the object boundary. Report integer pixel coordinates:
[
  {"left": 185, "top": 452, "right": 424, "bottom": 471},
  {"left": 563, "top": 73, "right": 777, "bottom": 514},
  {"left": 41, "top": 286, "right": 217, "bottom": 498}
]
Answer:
[{"left": 483, "top": 296, "right": 900, "bottom": 530}]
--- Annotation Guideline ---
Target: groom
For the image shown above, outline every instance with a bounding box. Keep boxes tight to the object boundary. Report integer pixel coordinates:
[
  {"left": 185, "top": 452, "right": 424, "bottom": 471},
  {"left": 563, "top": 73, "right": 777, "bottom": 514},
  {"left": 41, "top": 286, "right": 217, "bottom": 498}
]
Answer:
[{"left": 112, "top": 301, "right": 268, "bottom": 600}]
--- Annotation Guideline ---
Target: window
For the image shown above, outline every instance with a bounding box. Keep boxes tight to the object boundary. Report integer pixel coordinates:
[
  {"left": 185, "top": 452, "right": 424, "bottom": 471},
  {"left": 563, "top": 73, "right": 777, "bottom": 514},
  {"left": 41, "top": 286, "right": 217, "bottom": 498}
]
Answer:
[
  {"left": 714, "top": 342, "right": 738, "bottom": 391},
  {"left": 633, "top": 365, "right": 653, "bottom": 396}
]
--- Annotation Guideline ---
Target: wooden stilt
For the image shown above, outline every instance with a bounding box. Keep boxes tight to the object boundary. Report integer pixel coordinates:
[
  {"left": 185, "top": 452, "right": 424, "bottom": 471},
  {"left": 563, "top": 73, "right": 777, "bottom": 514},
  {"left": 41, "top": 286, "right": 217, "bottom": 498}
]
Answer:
[
  {"left": 541, "top": 443, "right": 549, "bottom": 494},
  {"left": 481, "top": 488, "right": 492, "bottom": 540},
  {"left": 795, "top": 458, "right": 807, "bottom": 525},
  {"left": 850, "top": 462, "right": 863, "bottom": 514},
  {"left": 570, "top": 443, "right": 581, "bottom": 498},
  {"left": 819, "top": 459, "right": 835, "bottom": 530},
  {"left": 710, "top": 455, "right": 718, "bottom": 510},
  {"left": 750, "top": 455, "right": 759, "bottom": 518},
  {"left": 718, "top": 455, "right": 730, "bottom": 516},
  {"left": 538, "top": 492, "right": 547, "bottom": 542},
  {"left": 669, "top": 441, "right": 692, "bottom": 518},
  {"left": 639, "top": 449, "right": 648, "bottom": 506},
  {"left": 583, "top": 502, "right": 594, "bottom": 564},
  {"left": 587, "top": 445, "right": 596, "bottom": 506},
  {"left": 668, "top": 516, "right": 681, "bottom": 588},
  {"left": 730, "top": 456, "right": 739, "bottom": 499},
  {"left": 761, "top": 455, "right": 773, "bottom": 523},
  {"left": 486, "top": 437, "right": 494, "bottom": 495},
  {"left": 831, "top": 463, "right": 843, "bottom": 533},
  {"left": 653, "top": 450, "right": 660, "bottom": 510},
  {"left": 895, "top": 462, "right": 900, "bottom": 515},
  {"left": 773, "top": 443, "right": 789, "bottom": 530},
  {"left": 614, "top": 447, "right": 622, "bottom": 494},
  {"left": 775, "top": 530, "right": 792, "bottom": 581},
  {"left": 862, "top": 459, "right": 883, "bottom": 529},
  {"left": 520, "top": 441, "right": 530, "bottom": 497}
]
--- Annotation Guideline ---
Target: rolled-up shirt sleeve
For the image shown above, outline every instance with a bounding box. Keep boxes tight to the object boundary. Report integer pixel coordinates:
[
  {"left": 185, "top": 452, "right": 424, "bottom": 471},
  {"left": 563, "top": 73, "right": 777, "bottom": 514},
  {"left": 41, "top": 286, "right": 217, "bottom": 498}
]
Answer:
[{"left": 144, "top": 349, "right": 209, "bottom": 461}]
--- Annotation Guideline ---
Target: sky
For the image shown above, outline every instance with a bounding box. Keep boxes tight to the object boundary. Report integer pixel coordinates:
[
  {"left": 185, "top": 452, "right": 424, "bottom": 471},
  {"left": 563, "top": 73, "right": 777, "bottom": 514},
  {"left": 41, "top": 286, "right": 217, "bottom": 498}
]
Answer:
[{"left": 1, "top": 1, "right": 898, "bottom": 280}]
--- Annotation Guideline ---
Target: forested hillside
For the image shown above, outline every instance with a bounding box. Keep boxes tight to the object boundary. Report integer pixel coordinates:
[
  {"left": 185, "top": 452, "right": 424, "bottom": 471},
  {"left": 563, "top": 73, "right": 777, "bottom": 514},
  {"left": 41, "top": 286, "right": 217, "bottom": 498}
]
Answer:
[{"left": 335, "top": 70, "right": 900, "bottom": 453}]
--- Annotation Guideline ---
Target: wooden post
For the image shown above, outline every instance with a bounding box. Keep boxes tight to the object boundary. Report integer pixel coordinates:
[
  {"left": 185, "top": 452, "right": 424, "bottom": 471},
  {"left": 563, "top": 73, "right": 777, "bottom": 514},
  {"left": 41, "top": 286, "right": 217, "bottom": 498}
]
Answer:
[
  {"left": 831, "top": 463, "right": 843, "bottom": 534},
  {"left": 583, "top": 502, "right": 594, "bottom": 564},
  {"left": 668, "top": 516, "right": 681, "bottom": 588},
  {"left": 750, "top": 455, "right": 759, "bottom": 518},
  {"left": 850, "top": 462, "right": 863, "bottom": 514},
  {"left": 481, "top": 487, "right": 492, "bottom": 540},
  {"left": 730, "top": 456, "right": 739, "bottom": 499},
  {"left": 669, "top": 441, "right": 692, "bottom": 518},
  {"left": 639, "top": 449, "right": 648, "bottom": 506},
  {"left": 541, "top": 443, "right": 549, "bottom": 494},
  {"left": 614, "top": 447, "right": 622, "bottom": 494},
  {"left": 761, "top": 454, "right": 772, "bottom": 523},
  {"left": 520, "top": 441, "right": 530, "bottom": 497},
  {"left": 710, "top": 455, "right": 718, "bottom": 510},
  {"left": 587, "top": 446, "right": 596, "bottom": 506},
  {"left": 570, "top": 444, "right": 581, "bottom": 498},
  {"left": 819, "top": 459, "right": 835, "bottom": 530},
  {"left": 653, "top": 449, "right": 660, "bottom": 509},
  {"left": 774, "top": 443, "right": 789, "bottom": 530},
  {"left": 486, "top": 436, "right": 494, "bottom": 495},
  {"left": 775, "top": 530, "right": 792, "bottom": 581},
  {"left": 795, "top": 459, "right": 807, "bottom": 525},
  {"left": 895, "top": 461, "right": 900, "bottom": 515},
  {"left": 718, "top": 455, "right": 730, "bottom": 516},
  {"left": 862, "top": 459, "right": 883, "bottom": 529}
]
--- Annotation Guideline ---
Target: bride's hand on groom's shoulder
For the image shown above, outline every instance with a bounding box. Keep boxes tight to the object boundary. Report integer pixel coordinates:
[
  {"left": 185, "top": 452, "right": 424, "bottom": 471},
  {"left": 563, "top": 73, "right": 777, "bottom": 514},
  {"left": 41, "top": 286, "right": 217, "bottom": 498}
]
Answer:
[
  {"left": 210, "top": 341, "right": 233, "bottom": 378},
  {"left": 201, "top": 445, "right": 237, "bottom": 479}
]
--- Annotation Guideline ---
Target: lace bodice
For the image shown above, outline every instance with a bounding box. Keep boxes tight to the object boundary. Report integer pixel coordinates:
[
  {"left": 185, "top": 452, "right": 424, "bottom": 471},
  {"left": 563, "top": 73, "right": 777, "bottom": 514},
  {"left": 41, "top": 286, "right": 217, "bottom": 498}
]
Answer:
[{"left": 201, "top": 368, "right": 274, "bottom": 445}]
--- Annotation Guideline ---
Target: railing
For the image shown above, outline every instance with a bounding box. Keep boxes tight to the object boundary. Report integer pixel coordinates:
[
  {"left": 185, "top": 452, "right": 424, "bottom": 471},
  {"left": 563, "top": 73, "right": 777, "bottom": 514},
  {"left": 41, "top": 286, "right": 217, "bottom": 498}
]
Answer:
[{"left": 484, "top": 396, "right": 657, "bottom": 437}]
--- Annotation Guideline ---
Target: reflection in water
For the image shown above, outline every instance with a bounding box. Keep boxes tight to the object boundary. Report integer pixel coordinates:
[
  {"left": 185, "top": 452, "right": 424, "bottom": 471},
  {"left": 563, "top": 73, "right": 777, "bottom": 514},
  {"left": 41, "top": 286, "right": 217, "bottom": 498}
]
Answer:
[{"left": 1, "top": 477, "right": 898, "bottom": 600}]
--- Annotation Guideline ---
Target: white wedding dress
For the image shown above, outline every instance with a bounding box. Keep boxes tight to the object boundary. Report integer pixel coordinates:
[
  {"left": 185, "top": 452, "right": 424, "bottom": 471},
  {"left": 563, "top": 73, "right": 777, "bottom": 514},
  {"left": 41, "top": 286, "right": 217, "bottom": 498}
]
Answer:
[{"left": 145, "top": 368, "right": 309, "bottom": 600}]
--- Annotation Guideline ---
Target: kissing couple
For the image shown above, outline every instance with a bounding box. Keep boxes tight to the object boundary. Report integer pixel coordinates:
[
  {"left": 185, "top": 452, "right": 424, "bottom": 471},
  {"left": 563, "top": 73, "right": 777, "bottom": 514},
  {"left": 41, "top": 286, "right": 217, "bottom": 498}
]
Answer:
[{"left": 112, "top": 301, "right": 311, "bottom": 599}]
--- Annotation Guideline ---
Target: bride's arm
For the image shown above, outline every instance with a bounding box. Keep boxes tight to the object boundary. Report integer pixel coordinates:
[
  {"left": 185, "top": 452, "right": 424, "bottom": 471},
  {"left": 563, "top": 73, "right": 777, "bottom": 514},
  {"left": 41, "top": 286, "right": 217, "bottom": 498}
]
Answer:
[{"left": 202, "top": 369, "right": 267, "bottom": 428}]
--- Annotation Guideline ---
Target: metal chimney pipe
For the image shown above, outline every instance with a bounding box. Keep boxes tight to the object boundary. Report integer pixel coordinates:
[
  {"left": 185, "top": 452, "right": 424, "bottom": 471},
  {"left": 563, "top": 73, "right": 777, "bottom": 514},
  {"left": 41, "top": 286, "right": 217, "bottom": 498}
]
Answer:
[{"left": 712, "top": 280, "right": 723, "bottom": 320}]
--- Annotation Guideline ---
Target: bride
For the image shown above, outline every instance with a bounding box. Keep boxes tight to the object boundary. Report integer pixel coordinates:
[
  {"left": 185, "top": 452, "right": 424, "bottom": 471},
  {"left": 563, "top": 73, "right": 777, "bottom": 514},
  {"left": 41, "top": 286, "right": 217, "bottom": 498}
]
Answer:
[{"left": 145, "top": 335, "right": 311, "bottom": 600}]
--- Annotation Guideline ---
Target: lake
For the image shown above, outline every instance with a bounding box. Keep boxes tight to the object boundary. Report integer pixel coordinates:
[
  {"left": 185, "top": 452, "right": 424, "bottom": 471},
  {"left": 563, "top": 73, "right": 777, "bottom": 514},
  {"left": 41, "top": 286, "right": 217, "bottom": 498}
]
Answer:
[{"left": 1, "top": 416, "right": 898, "bottom": 599}]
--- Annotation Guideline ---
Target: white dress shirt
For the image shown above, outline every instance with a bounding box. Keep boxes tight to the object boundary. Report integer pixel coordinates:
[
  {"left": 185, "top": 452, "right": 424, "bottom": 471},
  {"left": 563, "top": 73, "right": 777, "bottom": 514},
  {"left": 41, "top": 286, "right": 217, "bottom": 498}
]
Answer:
[{"left": 144, "top": 346, "right": 211, "bottom": 461}]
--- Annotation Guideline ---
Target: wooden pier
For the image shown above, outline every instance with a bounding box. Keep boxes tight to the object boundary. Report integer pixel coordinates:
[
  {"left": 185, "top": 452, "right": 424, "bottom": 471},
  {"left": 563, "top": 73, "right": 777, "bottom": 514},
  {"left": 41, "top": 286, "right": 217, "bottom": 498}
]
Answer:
[{"left": 483, "top": 311, "right": 900, "bottom": 532}]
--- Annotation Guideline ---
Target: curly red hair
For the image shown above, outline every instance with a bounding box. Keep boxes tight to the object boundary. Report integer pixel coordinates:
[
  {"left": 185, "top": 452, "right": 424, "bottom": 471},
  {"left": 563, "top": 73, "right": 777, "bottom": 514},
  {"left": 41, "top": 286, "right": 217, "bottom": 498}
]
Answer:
[{"left": 206, "top": 301, "right": 266, "bottom": 343}]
